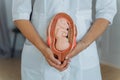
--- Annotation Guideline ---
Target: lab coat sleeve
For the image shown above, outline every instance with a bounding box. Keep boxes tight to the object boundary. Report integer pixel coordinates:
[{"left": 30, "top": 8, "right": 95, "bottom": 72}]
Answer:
[
  {"left": 12, "top": 0, "right": 32, "bottom": 21},
  {"left": 95, "top": 0, "right": 117, "bottom": 24}
]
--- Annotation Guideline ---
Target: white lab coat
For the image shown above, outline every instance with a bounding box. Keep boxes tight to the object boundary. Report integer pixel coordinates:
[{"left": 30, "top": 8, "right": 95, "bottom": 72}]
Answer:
[{"left": 12, "top": 0, "right": 117, "bottom": 80}]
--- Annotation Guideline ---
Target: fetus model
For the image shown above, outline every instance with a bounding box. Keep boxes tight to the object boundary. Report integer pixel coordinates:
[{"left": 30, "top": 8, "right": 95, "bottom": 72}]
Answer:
[{"left": 55, "top": 18, "right": 70, "bottom": 51}]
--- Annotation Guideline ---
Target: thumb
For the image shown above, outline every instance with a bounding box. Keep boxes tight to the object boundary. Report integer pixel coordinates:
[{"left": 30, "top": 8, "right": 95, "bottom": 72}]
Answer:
[{"left": 65, "top": 52, "right": 74, "bottom": 60}]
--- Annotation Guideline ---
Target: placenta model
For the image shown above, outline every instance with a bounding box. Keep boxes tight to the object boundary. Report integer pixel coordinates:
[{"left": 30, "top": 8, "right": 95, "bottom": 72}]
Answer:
[{"left": 55, "top": 18, "right": 70, "bottom": 51}]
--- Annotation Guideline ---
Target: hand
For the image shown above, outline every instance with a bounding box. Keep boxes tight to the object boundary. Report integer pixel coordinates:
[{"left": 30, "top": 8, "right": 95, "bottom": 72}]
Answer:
[
  {"left": 43, "top": 47, "right": 70, "bottom": 71},
  {"left": 65, "top": 41, "right": 86, "bottom": 60},
  {"left": 65, "top": 49, "right": 77, "bottom": 60}
]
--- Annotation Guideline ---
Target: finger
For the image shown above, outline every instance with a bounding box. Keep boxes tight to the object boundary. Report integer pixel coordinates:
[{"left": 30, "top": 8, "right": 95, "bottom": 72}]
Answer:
[
  {"left": 48, "top": 59, "right": 59, "bottom": 68},
  {"left": 47, "top": 59, "right": 55, "bottom": 66},
  {"left": 48, "top": 59, "right": 64, "bottom": 71},
  {"left": 65, "top": 57, "right": 71, "bottom": 62},
  {"left": 60, "top": 60, "right": 67, "bottom": 68},
  {"left": 59, "top": 63, "right": 69, "bottom": 71},
  {"left": 59, "top": 60, "right": 70, "bottom": 71},
  {"left": 48, "top": 50, "right": 61, "bottom": 65},
  {"left": 48, "top": 59, "right": 69, "bottom": 71},
  {"left": 50, "top": 55, "right": 61, "bottom": 65},
  {"left": 65, "top": 52, "right": 74, "bottom": 60}
]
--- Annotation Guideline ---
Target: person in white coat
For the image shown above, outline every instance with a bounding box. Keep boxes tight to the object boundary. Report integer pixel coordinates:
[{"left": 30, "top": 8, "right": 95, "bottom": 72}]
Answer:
[{"left": 12, "top": 0, "right": 117, "bottom": 80}]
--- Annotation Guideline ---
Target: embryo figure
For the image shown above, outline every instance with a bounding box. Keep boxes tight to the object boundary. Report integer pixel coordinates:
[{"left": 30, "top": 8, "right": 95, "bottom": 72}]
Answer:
[{"left": 55, "top": 18, "right": 70, "bottom": 51}]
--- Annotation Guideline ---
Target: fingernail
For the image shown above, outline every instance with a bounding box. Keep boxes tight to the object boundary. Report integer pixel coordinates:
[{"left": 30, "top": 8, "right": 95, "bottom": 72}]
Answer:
[
  {"left": 58, "top": 61, "right": 61, "bottom": 65},
  {"left": 65, "top": 56, "right": 68, "bottom": 59}
]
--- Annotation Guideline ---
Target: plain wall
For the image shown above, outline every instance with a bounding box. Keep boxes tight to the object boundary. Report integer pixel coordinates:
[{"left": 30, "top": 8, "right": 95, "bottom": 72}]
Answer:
[
  {"left": 100, "top": 0, "right": 120, "bottom": 69},
  {"left": 0, "top": 0, "right": 24, "bottom": 54}
]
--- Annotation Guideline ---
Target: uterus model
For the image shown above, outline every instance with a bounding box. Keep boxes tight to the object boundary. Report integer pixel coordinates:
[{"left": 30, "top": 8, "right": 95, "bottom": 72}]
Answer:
[{"left": 47, "top": 13, "right": 77, "bottom": 62}]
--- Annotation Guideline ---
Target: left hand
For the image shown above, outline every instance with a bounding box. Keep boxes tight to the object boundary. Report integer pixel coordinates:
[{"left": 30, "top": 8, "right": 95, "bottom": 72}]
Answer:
[
  {"left": 65, "top": 48, "right": 78, "bottom": 60},
  {"left": 66, "top": 18, "right": 110, "bottom": 60},
  {"left": 65, "top": 42, "right": 86, "bottom": 59}
]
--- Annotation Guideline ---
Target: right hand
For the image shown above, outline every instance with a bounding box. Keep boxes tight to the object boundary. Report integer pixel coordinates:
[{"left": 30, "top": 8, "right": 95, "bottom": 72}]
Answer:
[{"left": 42, "top": 47, "right": 70, "bottom": 71}]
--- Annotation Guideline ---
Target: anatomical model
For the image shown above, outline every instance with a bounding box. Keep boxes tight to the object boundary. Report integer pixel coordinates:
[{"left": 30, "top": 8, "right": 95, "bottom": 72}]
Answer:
[{"left": 47, "top": 13, "right": 77, "bottom": 62}]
